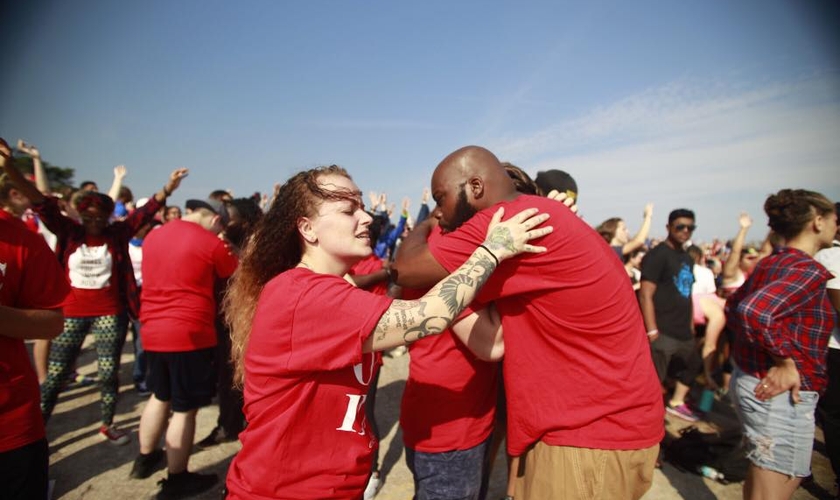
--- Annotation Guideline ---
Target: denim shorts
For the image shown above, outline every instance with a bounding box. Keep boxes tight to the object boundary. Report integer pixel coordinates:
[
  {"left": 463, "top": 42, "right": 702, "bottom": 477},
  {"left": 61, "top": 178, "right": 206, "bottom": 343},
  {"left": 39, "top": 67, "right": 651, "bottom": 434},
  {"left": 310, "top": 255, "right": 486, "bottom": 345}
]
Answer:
[
  {"left": 730, "top": 365, "right": 819, "bottom": 477},
  {"left": 405, "top": 436, "right": 491, "bottom": 500}
]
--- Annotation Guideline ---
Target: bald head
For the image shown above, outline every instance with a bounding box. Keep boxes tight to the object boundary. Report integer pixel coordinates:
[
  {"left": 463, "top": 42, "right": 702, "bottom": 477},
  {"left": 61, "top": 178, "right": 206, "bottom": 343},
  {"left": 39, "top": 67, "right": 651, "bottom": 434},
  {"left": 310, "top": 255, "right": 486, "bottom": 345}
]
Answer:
[{"left": 431, "top": 146, "right": 518, "bottom": 231}]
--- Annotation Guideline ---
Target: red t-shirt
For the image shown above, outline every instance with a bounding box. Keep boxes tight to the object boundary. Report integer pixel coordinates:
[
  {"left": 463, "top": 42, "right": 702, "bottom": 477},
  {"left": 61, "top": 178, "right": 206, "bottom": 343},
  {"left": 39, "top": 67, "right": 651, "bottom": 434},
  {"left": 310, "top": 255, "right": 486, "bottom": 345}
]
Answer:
[
  {"left": 140, "top": 220, "right": 238, "bottom": 352},
  {"left": 428, "top": 195, "right": 664, "bottom": 455},
  {"left": 62, "top": 234, "right": 120, "bottom": 317},
  {"left": 349, "top": 254, "right": 388, "bottom": 296},
  {"left": 226, "top": 268, "right": 393, "bottom": 500},
  {"left": 400, "top": 228, "right": 499, "bottom": 452},
  {"left": 0, "top": 211, "right": 72, "bottom": 452}
]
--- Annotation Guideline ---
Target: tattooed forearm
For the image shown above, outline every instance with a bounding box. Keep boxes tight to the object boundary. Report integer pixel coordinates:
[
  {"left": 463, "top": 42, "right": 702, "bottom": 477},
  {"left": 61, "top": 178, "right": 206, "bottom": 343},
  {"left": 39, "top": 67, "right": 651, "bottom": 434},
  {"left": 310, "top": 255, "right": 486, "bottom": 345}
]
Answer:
[
  {"left": 470, "top": 253, "right": 496, "bottom": 290},
  {"left": 398, "top": 309, "right": 418, "bottom": 330},
  {"left": 375, "top": 310, "right": 391, "bottom": 341},
  {"left": 370, "top": 245, "right": 500, "bottom": 352},
  {"left": 438, "top": 274, "right": 473, "bottom": 317},
  {"left": 403, "top": 316, "right": 447, "bottom": 343}
]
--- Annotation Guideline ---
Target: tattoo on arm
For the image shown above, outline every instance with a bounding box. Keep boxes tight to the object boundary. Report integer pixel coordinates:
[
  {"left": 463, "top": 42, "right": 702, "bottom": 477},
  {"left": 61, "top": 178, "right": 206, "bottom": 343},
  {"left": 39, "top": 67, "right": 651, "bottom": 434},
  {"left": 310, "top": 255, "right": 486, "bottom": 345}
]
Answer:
[
  {"left": 403, "top": 316, "right": 446, "bottom": 343},
  {"left": 439, "top": 274, "right": 473, "bottom": 317},
  {"left": 486, "top": 227, "right": 516, "bottom": 254},
  {"left": 372, "top": 249, "right": 497, "bottom": 348},
  {"left": 375, "top": 310, "right": 390, "bottom": 341}
]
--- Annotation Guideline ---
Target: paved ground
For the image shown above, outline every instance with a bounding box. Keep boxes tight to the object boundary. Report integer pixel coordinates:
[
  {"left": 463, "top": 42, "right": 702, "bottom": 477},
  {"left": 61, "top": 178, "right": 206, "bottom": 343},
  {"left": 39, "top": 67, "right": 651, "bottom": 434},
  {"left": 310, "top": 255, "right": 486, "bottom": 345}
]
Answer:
[{"left": 40, "top": 338, "right": 838, "bottom": 499}]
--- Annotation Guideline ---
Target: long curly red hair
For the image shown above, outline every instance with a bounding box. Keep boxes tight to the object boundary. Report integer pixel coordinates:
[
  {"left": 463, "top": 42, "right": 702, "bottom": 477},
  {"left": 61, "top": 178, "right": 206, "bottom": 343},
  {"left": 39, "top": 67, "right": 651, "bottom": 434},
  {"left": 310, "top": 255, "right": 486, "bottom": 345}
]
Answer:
[{"left": 224, "top": 165, "right": 354, "bottom": 387}]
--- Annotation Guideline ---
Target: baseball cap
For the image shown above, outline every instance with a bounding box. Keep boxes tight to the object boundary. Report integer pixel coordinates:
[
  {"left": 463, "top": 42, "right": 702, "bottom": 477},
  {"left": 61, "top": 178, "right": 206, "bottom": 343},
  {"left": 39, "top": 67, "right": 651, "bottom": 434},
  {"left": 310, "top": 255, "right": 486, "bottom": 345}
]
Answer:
[
  {"left": 186, "top": 198, "right": 230, "bottom": 226},
  {"left": 535, "top": 170, "right": 578, "bottom": 201}
]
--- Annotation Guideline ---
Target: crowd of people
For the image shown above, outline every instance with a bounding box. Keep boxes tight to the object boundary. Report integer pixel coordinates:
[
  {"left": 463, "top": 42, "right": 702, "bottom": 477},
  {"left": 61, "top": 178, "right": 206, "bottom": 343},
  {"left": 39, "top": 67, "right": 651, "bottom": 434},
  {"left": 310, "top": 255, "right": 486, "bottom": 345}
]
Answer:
[{"left": 1, "top": 136, "right": 838, "bottom": 500}]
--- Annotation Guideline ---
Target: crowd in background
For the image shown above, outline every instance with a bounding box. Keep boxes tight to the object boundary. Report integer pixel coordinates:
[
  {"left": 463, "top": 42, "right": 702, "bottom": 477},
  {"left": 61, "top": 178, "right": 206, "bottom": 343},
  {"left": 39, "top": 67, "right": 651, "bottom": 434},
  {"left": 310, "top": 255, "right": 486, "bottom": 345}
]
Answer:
[{"left": 1, "top": 137, "right": 838, "bottom": 500}]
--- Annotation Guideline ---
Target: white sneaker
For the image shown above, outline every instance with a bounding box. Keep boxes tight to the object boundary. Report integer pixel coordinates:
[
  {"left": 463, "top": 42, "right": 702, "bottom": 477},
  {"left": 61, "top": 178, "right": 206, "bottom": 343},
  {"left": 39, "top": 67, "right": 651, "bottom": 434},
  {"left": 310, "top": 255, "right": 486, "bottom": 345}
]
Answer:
[{"left": 363, "top": 472, "right": 380, "bottom": 500}]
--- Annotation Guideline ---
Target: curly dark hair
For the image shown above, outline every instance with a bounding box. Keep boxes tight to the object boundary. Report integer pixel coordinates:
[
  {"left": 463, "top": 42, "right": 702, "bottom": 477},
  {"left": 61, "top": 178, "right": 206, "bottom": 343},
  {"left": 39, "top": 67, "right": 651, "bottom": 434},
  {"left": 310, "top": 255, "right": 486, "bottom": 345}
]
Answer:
[
  {"left": 225, "top": 165, "right": 355, "bottom": 386},
  {"left": 764, "top": 189, "right": 834, "bottom": 240},
  {"left": 501, "top": 162, "right": 539, "bottom": 196}
]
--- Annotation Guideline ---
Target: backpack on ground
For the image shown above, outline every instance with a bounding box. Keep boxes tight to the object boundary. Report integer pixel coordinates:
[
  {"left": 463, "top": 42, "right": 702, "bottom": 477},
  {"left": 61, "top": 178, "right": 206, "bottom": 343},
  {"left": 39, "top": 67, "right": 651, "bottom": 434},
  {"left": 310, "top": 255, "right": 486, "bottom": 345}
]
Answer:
[{"left": 663, "top": 425, "right": 749, "bottom": 484}]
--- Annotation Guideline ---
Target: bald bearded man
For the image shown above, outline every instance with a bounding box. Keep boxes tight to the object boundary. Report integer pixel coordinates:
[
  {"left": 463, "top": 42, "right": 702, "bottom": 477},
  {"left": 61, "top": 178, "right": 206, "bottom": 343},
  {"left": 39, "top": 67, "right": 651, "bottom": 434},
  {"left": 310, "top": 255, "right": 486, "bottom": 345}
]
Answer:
[{"left": 393, "top": 146, "right": 663, "bottom": 500}]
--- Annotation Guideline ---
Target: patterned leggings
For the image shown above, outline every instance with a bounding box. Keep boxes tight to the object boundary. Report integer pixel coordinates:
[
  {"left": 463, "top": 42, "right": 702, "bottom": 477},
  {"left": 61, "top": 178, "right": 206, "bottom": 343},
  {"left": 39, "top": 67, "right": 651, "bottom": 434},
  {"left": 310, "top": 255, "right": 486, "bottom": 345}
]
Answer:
[{"left": 40, "top": 315, "right": 126, "bottom": 426}]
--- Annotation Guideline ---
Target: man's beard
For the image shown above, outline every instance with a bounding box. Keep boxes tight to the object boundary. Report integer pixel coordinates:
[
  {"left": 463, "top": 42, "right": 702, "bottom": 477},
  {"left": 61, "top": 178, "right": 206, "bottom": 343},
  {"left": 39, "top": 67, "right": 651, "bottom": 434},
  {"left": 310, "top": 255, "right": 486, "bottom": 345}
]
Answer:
[{"left": 441, "top": 187, "right": 478, "bottom": 233}]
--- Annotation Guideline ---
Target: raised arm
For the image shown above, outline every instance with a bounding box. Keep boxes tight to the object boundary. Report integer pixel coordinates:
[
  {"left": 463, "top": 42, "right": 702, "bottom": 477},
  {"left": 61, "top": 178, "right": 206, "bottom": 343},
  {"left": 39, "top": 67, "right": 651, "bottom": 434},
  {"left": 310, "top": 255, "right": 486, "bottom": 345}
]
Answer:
[
  {"left": 152, "top": 167, "right": 188, "bottom": 205},
  {"left": 107, "top": 165, "right": 127, "bottom": 201},
  {"left": 622, "top": 203, "right": 653, "bottom": 255},
  {"left": 17, "top": 140, "right": 50, "bottom": 195},
  {"left": 415, "top": 188, "right": 431, "bottom": 225},
  {"left": 382, "top": 198, "right": 410, "bottom": 246},
  {"left": 0, "top": 138, "right": 45, "bottom": 204},
  {"left": 116, "top": 167, "right": 188, "bottom": 237},
  {"left": 363, "top": 207, "right": 552, "bottom": 352},
  {"left": 722, "top": 212, "right": 752, "bottom": 285}
]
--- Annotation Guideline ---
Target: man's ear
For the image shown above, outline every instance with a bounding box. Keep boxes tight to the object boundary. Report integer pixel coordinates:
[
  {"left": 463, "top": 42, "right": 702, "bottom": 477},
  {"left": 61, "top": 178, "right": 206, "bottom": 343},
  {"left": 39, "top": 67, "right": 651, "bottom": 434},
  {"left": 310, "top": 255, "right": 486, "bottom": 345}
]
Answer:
[
  {"left": 297, "top": 217, "right": 317, "bottom": 244},
  {"left": 467, "top": 176, "right": 485, "bottom": 201}
]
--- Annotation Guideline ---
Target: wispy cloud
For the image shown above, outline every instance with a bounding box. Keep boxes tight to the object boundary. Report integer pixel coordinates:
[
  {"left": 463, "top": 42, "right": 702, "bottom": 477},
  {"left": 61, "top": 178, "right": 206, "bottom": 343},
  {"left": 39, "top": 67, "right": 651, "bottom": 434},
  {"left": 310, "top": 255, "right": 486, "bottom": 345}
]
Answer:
[
  {"left": 305, "top": 118, "right": 441, "bottom": 130},
  {"left": 487, "top": 72, "right": 840, "bottom": 239}
]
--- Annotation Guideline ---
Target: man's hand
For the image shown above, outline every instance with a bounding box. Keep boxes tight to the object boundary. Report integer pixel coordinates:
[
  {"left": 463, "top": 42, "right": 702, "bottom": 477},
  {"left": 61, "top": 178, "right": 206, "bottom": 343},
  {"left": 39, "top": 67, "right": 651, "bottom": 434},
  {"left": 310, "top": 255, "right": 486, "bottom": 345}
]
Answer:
[{"left": 114, "top": 165, "right": 127, "bottom": 179}]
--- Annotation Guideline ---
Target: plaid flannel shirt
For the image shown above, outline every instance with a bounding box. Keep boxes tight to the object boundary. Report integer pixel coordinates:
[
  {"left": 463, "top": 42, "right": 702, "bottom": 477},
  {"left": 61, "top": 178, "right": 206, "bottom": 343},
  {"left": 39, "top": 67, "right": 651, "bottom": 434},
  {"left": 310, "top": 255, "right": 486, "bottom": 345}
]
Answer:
[
  {"left": 33, "top": 194, "right": 163, "bottom": 320},
  {"left": 726, "top": 247, "right": 834, "bottom": 393}
]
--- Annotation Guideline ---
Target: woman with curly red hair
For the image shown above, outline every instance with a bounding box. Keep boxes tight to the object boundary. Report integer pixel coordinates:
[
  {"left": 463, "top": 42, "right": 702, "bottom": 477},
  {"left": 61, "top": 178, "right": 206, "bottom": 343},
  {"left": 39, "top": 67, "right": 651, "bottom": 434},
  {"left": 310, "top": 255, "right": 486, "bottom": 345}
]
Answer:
[{"left": 223, "top": 165, "right": 551, "bottom": 499}]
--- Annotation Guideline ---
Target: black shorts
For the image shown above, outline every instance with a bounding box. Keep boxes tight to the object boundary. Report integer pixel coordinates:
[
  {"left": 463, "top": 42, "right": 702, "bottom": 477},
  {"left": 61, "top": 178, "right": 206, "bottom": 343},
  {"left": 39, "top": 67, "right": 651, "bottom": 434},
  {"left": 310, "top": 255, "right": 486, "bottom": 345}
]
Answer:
[
  {"left": 146, "top": 348, "right": 216, "bottom": 412},
  {"left": 650, "top": 334, "right": 702, "bottom": 387},
  {"left": 0, "top": 438, "right": 48, "bottom": 500}
]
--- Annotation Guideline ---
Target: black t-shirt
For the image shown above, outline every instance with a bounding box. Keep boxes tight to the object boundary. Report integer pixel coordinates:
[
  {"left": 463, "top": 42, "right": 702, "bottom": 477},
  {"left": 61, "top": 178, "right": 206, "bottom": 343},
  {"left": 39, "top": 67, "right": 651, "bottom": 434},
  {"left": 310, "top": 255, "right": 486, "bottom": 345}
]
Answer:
[{"left": 640, "top": 242, "right": 694, "bottom": 340}]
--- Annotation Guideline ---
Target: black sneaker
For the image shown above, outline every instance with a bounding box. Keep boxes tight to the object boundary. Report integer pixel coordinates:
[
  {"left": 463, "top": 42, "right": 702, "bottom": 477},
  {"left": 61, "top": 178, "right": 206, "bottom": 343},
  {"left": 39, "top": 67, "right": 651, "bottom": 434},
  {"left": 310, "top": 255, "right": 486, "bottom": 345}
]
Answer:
[
  {"left": 196, "top": 426, "right": 237, "bottom": 448},
  {"left": 156, "top": 471, "right": 218, "bottom": 499},
  {"left": 129, "top": 449, "right": 165, "bottom": 479}
]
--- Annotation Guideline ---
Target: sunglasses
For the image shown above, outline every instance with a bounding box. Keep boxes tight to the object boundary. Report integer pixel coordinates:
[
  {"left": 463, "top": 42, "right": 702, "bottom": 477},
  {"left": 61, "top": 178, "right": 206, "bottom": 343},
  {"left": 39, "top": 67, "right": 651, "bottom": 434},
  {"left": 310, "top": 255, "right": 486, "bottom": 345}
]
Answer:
[
  {"left": 674, "top": 224, "right": 697, "bottom": 232},
  {"left": 81, "top": 214, "right": 108, "bottom": 223}
]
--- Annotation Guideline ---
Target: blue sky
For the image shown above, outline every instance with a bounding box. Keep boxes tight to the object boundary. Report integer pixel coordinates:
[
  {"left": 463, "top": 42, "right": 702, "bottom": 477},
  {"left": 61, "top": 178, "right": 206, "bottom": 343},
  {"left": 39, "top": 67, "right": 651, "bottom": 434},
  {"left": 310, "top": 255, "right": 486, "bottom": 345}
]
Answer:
[{"left": 2, "top": 0, "right": 838, "bottom": 242}]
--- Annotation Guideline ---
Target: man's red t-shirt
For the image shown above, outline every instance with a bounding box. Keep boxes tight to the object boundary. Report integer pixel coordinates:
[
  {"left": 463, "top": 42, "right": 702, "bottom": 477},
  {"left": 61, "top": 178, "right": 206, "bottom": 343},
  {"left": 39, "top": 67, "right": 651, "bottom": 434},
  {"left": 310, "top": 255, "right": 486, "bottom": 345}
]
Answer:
[
  {"left": 0, "top": 211, "right": 72, "bottom": 452},
  {"left": 428, "top": 195, "right": 664, "bottom": 455},
  {"left": 226, "top": 269, "right": 393, "bottom": 500},
  {"left": 140, "top": 220, "right": 238, "bottom": 352},
  {"left": 400, "top": 228, "right": 499, "bottom": 453}
]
